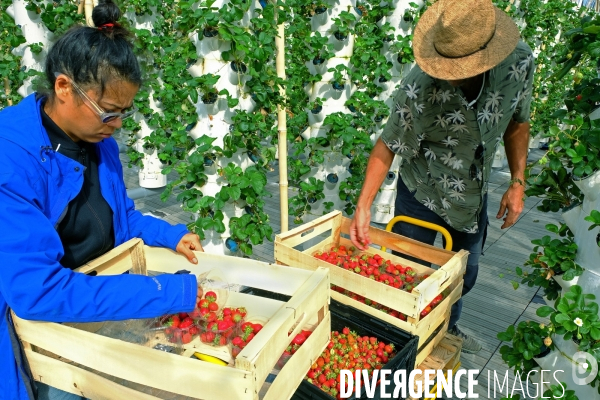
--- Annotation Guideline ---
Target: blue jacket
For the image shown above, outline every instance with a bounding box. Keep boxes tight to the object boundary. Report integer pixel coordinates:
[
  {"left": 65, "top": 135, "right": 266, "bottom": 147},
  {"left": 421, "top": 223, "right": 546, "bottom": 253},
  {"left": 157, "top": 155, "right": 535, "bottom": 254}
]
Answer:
[{"left": 0, "top": 94, "right": 197, "bottom": 399}]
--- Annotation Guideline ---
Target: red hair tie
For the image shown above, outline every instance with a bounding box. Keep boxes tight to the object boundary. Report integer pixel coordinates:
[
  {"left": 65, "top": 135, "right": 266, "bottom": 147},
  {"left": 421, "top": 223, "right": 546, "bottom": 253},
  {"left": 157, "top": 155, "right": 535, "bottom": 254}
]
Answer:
[{"left": 97, "top": 22, "right": 120, "bottom": 30}]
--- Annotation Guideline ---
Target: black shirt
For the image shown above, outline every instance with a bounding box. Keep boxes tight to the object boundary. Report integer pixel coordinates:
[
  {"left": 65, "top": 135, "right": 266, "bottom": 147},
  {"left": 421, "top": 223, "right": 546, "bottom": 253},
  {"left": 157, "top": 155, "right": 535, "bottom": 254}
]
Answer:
[{"left": 41, "top": 103, "right": 115, "bottom": 269}]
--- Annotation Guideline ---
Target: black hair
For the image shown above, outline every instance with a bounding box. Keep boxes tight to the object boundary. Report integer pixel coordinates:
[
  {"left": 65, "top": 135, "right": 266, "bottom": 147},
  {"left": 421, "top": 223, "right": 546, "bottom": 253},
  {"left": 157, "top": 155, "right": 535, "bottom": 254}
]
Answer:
[{"left": 45, "top": 0, "right": 141, "bottom": 98}]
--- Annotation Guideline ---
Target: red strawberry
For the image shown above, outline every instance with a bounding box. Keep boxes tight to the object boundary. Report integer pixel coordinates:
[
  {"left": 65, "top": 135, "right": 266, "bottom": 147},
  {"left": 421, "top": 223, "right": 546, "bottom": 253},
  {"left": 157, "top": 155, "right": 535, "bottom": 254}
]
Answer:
[
  {"left": 232, "top": 336, "right": 244, "bottom": 347},
  {"left": 181, "top": 332, "right": 192, "bottom": 344},
  {"left": 179, "top": 317, "right": 194, "bottom": 329},
  {"left": 232, "top": 312, "right": 243, "bottom": 323},
  {"left": 252, "top": 323, "right": 263, "bottom": 334},
  {"left": 208, "top": 302, "right": 219, "bottom": 312},
  {"left": 205, "top": 291, "right": 217, "bottom": 302},
  {"left": 168, "top": 315, "right": 181, "bottom": 328}
]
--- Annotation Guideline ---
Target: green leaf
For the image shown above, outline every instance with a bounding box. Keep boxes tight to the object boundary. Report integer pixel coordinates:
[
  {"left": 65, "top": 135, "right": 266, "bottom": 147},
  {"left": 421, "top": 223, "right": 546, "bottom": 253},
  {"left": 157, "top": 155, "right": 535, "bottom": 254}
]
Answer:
[
  {"left": 537, "top": 306, "right": 555, "bottom": 317},
  {"left": 555, "top": 313, "right": 570, "bottom": 323}
]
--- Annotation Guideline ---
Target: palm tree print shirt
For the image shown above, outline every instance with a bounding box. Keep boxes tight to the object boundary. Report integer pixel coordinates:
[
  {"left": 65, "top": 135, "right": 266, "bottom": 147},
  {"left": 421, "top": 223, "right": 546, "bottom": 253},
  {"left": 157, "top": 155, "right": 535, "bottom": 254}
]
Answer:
[{"left": 381, "top": 41, "right": 534, "bottom": 233}]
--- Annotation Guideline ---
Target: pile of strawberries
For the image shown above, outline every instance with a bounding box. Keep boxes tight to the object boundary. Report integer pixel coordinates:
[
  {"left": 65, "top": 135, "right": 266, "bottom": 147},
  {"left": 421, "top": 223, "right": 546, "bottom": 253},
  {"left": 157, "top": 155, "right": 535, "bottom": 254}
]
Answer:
[
  {"left": 314, "top": 245, "right": 449, "bottom": 320},
  {"left": 305, "top": 327, "right": 396, "bottom": 399},
  {"left": 331, "top": 285, "right": 446, "bottom": 320},
  {"left": 161, "top": 291, "right": 264, "bottom": 353},
  {"left": 231, "top": 321, "right": 265, "bottom": 357},
  {"left": 313, "top": 246, "right": 430, "bottom": 293},
  {"left": 276, "top": 329, "right": 313, "bottom": 369}
]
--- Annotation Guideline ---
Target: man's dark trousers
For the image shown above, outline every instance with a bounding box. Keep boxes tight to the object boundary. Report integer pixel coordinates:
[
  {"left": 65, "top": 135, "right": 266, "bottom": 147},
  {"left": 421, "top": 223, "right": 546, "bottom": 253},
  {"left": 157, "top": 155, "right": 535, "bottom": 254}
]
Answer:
[{"left": 391, "top": 177, "right": 488, "bottom": 330}]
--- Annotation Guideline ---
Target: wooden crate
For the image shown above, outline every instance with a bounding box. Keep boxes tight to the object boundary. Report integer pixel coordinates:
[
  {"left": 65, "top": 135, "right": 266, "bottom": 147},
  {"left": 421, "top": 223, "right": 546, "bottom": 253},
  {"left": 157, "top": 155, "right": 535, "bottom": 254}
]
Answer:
[
  {"left": 274, "top": 210, "right": 468, "bottom": 367},
  {"left": 12, "top": 239, "right": 331, "bottom": 400},
  {"left": 409, "top": 333, "right": 463, "bottom": 400}
]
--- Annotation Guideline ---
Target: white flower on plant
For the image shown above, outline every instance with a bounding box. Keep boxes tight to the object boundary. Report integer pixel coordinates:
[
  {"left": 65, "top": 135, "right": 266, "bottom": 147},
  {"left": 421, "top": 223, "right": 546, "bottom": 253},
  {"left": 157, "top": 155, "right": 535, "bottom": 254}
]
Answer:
[
  {"left": 441, "top": 136, "right": 459, "bottom": 147},
  {"left": 446, "top": 109, "right": 466, "bottom": 124},
  {"left": 434, "top": 114, "right": 448, "bottom": 128},
  {"left": 417, "top": 133, "right": 427, "bottom": 142},
  {"left": 404, "top": 83, "right": 420, "bottom": 99},
  {"left": 422, "top": 197, "right": 437, "bottom": 211},
  {"left": 414, "top": 103, "right": 425, "bottom": 114},
  {"left": 574, "top": 318, "right": 583, "bottom": 327}
]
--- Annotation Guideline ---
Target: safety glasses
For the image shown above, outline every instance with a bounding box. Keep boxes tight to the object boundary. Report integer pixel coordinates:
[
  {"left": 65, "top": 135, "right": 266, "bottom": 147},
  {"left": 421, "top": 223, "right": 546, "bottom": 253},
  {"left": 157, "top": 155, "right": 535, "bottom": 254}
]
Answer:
[{"left": 55, "top": 73, "right": 137, "bottom": 124}]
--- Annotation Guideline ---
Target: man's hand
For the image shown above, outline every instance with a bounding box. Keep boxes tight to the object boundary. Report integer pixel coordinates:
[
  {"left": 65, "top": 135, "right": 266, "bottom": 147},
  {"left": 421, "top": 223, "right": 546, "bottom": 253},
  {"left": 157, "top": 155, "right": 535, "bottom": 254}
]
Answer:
[
  {"left": 176, "top": 232, "right": 204, "bottom": 264},
  {"left": 350, "top": 207, "right": 372, "bottom": 251},
  {"left": 496, "top": 183, "right": 525, "bottom": 229}
]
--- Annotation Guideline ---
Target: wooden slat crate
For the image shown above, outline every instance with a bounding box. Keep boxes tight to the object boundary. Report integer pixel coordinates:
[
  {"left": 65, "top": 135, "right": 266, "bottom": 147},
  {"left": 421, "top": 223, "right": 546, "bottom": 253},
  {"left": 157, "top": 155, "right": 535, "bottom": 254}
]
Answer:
[
  {"left": 410, "top": 333, "right": 463, "bottom": 400},
  {"left": 12, "top": 239, "right": 331, "bottom": 400},
  {"left": 274, "top": 210, "right": 468, "bottom": 367}
]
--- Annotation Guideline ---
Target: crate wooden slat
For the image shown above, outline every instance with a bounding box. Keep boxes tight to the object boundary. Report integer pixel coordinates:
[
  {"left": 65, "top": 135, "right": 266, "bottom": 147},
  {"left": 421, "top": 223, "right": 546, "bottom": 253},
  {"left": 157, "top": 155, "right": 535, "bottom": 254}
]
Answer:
[
  {"left": 409, "top": 333, "right": 463, "bottom": 400},
  {"left": 274, "top": 211, "right": 468, "bottom": 367},
  {"left": 12, "top": 239, "right": 331, "bottom": 400}
]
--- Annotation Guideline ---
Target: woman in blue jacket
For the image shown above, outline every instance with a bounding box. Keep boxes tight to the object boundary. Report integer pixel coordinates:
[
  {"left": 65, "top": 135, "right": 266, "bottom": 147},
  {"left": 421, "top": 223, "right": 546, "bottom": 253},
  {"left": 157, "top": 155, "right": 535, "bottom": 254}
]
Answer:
[{"left": 0, "top": 1, "right": 204, "bottom": 399}]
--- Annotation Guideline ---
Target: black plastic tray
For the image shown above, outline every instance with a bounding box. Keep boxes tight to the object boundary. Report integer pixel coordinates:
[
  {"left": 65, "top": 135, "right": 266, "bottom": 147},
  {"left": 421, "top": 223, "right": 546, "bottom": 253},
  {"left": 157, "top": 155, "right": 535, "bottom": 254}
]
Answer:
[{"left": 242, "top": 287, "right": 418, "bottom": 400}]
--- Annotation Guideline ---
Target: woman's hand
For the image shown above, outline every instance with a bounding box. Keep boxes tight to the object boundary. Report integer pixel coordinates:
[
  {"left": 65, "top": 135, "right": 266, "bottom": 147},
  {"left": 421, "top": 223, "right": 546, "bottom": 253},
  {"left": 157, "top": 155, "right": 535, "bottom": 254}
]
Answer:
[{"left": 176, "top": 233, "right": 204, "bottom": 264}]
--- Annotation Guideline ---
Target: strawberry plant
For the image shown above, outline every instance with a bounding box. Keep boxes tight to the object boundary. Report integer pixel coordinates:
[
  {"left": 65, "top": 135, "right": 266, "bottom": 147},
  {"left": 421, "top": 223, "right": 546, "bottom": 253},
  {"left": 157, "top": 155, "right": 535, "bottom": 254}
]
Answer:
[
  {"left": 515, "top": 223, "right": 582, "bottom": 296},
  {"left": 497, "top": 321, "right": 552, "bottom": 375},
  {"left": 536, "top": 285, "right": 600, "bottom": 348}
]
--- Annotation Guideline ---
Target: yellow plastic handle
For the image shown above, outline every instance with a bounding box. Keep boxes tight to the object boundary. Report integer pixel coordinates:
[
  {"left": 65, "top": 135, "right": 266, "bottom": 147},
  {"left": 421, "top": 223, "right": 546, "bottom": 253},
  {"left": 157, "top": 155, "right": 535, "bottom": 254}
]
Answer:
[{"left": 381, "top": 215, "right": 453, "bottom": 252}]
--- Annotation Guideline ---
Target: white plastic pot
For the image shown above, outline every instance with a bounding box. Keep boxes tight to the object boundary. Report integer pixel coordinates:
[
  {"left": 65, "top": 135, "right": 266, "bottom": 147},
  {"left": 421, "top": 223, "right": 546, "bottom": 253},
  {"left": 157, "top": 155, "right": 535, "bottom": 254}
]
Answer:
[
  {"left": 371, "top": 203, "right": 396, "bottom": 224},
  {"left": 139, "top": 151, "right": 167, "bottom": 189},
  {"left": 534, "top": 347, "right": 600, "bottom": 399},
  {"left": 202, "top": 230, "right": 225, "bottom": 255},
  {"left": 492, "top": 144, "right": 507, "bottom": 168},
  {"left": 373, "top": 188, "right": 397, "bottom": 205}
]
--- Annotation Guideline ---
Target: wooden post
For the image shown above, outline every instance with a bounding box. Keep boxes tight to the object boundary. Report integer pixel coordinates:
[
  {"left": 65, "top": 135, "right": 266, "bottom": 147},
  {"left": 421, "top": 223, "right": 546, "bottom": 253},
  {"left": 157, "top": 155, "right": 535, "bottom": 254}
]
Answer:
[
  {"left": 275, "top": 3, "right": 288, "bottom": 233},
  {"left": 4, "top": 78, "right": 12, "bottom": 106},
  {"left": 84, "top": 0, "right": 94, "bottom": 27}
]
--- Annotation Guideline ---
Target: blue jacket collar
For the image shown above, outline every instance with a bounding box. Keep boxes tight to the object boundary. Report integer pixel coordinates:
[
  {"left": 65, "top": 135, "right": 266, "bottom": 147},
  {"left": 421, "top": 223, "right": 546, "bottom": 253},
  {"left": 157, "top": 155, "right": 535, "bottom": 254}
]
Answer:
[{"left": 0, "top": 93, "right": 53, "bottom": 173}]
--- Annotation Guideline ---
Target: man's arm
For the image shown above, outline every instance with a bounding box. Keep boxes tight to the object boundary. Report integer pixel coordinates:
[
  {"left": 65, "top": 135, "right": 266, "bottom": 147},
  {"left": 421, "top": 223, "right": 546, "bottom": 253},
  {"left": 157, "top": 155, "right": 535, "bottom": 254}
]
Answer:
[
  {"left": 350, "top": 138, "right": 395, "bottom": 250},
  {"left": 497, "top": 119, "right": 529, "bottom": 228}
]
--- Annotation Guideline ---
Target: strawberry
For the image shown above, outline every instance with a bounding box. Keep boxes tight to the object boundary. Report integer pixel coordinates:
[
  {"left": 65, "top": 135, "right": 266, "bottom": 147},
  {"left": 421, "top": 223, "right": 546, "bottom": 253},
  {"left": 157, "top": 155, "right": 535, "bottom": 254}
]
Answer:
[
  {"left": 179, "top": 317, "right": 194, "bottom": 329},
  {"left": 252, "top": 323, "right": 263, "bottom": 334},
  {"left": 168, "top": 315, "right": 181, "bottom": 328},
  {"left": 208, "top": 302, "right": 219, "bottom": 312},
  {"left": 232, "top": 336, "right": 244, "bottom": 347},
  {"left": 204, "top": 291, "right": 217, "bottom": 302},
  {"left": 232, "top": 312, "right": 243, "bottom": 323},
  {"left": 181, "top": 332, "right": 192, "bottom": 344}
]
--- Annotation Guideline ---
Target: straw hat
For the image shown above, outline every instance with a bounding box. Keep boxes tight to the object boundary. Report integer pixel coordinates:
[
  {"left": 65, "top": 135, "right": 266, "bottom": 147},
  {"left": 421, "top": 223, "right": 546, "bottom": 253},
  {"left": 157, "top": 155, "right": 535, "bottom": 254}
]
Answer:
[{"left": 413, "top": 0, "right": 520, "bottom": 80}]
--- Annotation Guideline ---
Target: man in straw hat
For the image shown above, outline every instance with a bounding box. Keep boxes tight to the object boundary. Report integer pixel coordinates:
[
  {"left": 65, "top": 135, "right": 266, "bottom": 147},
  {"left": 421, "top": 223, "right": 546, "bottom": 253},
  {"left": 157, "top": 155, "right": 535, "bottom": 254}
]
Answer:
[{"left": 350, "top": 0, "right": 533, "bottom": 353}]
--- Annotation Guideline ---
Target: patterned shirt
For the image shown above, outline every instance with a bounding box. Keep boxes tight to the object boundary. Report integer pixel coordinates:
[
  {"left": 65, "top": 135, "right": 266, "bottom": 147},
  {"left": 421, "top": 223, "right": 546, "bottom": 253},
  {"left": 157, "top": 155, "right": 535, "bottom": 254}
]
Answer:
[{"left": 381, "top": 41, "right": 534, "bottom": 233}]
